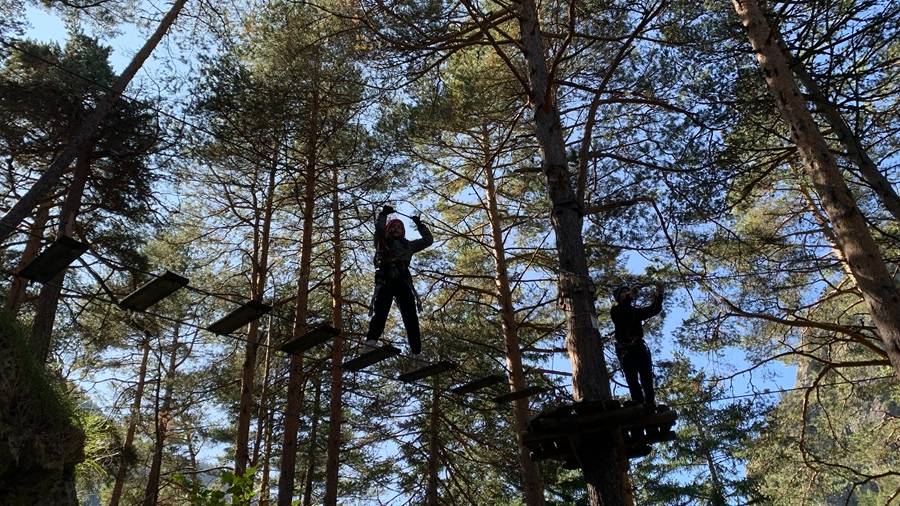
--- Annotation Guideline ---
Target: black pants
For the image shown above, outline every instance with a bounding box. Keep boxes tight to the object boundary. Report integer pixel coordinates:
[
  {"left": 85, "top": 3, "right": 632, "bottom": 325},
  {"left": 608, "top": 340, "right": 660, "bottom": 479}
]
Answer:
[
  {"left": 617, "top": 342, "right": 655, "bottom": 405},
  {"left": 366, "top": 276, "right": 421, "bottom": 354}
]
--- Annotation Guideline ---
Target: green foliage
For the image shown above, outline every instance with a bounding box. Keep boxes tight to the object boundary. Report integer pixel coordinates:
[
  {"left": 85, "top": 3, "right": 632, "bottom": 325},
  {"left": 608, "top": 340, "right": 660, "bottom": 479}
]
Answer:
[
  {"left": 633, "top": 358, "right": 766, "bottom": 505},
  {"left": 0, "top": 309, "right": 84, "bottom": 503},
  {"left": 74, "top": 408, "right": 121, "bottom": 504},
  {"left": 173, "top": 465, "right": 258, "bottom": 506}
]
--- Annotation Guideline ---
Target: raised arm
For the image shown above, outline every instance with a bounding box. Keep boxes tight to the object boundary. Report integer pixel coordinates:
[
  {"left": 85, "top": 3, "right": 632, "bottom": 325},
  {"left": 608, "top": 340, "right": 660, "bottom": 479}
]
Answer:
[
  {"left": 636, "top": 284, "right": 664, "bottom": 320},
  {"left": 409, "top": 215, "right": 433, "bottom": 252},
  {"left": 375, "top": 205, "right": 393, "bottom": 239}
]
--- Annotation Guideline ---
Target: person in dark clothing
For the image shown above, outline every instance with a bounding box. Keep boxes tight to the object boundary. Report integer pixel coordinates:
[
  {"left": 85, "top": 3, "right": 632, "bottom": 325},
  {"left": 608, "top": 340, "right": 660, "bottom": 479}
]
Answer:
[
  {"left": 610, "top": 283, "right": 664, "bottom": 406},
  {"left": 365, "top": 205, "right": 434, "bottom": 354}
]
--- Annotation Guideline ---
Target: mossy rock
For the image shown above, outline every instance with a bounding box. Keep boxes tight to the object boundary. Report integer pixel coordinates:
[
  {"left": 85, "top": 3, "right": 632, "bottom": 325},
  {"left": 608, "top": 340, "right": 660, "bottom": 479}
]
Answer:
[{"left": 0, "top": 310, "right": 84, "bottom": 505}]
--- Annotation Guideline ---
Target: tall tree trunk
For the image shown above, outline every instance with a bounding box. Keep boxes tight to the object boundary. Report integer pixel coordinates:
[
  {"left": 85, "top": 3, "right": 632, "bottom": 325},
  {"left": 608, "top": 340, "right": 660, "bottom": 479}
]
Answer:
[
  {"left": 780, "top": 44, "right": 900, "bottom": 221},
  {"left": 259, "top": 409, "right": 275, "bottom": 505},
  {"left": 482, "top": 141, "right": 545, "bottom": 506},
  {"left": 323, "top": 164, "right": 344, "bottom": 506},
  {"left": 6, "top": 200, "right": 50, "bottom": 314},
  {"left": 301, "top": 375, "right": 323, "bottom": 506},
  {"left": 733, "top": 0, "right": 900, "bottom": 380},
  {"left": 30, "top": 149, "right": 90, "bottom": 363},
  {"left": 252, "top": 317, "right": 275, "bottom": 468},
  {"left": 278, "top": 49, "right": 320, "bottom": 506},
  {"left": 0, "top": 0, "right": 188, "bottom": 244},
  {"left": 108, "top": 337, "right": 151, "bottom": 506},
  {"left": 143, "top": 324, "right": 181, "bottom": 506},
  {"left": 425, "top": 384, "right": 441, "bottom": 506},
  {"left": 236, "top": 162, "right": 278, "bottom": 476},
  {"left": 514, "top": 0, "right": 631, "bottom": 503}
]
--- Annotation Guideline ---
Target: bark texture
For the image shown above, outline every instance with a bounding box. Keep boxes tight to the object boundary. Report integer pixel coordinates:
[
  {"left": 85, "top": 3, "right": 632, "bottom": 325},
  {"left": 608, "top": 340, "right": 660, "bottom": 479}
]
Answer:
[
  {"left": 277, "top": 52, "right": 320, "bottom": 505},
  {"left": 142, "top": 324, "right": 181, "bottom": 506},
  {"left": 6, "top": 201, "right": 50, "bottom": 314},
  {"left": 515, "top": 0, "right": 631, "bottom": 502},
  {"left": 323, "top": 165, "right": 344, "bottom": 506},
  {"left": 733, "top": 0, "right": 900, "bottom": 379},
  {"left": 484, "top": 151, "right": 545, "bottom": 505},
  {"left": 781, "top": 43, "right": 900, "bottom": 221},
  {"left": 30, "top": 150, "right": 91, "bottom": 364},
  {"left": 235, "top": 162, "right": 278, "bottom": 477},
  {"left": 425, "top": 384, "right": 440, "bottom": 506}
]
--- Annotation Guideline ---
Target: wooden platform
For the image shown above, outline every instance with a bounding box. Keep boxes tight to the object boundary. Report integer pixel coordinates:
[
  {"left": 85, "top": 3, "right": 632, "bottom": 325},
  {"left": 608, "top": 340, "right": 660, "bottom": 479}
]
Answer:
[
  {"left": 451, "top": 374, "right": 506, "bottom": 395},
  {"left": 207, "top": 300, "right": 271, "bottom": 335},
  {"left": 119, "top": 271, "right": 189, "bottom": 311},
  {"left": 17, "top": 236, "right": 89, "bottom": 283},
  {"left": 523, "top": 400, "right": 677, "bottom": 466},
  {"left": 342, "top": 344, "right": 401, "bottom": 371},
  {"left": 396, "top": 360, "right": 456, "bottom": 382},
  {"left": 493, "top": 385, "right": 546, "bottom": 403},
  {"left": 280, "top": 324, "right": 340, "bottom": 354}
]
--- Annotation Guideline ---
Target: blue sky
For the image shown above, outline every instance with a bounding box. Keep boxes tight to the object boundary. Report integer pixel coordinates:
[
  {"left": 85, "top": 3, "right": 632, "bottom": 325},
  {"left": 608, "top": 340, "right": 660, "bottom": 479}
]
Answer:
[
  {"left": 22, "top": 0, "right": 797, "bottom": 405},
  {"left": 17, "top": 3, "right": 800, "bottom": 501}
]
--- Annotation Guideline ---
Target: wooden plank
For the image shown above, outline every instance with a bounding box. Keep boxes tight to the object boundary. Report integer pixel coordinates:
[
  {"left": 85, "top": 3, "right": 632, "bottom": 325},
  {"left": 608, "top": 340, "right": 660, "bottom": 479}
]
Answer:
[
  {"left": 207, "top": 300, "right": 271, "bottom": 335},
  {"left": 18, "top": 236, "right": 89, "bottom": 283},
  {"left": 529, "top": 405, "right": 672, "bottom": 435},
  {"left": 396, "top": 360, "right": 456, "bottom": 382},
  {"left": 119, "top": 271, "right": 189, "bottom": 311},
  {"left": 493, "top": 385, "right": 546, "bottom": 403},
  {"left": 450, "top": 374, "right": 506, "bottom": 395},
  {"left": 280, "top": 324, "right": 340, "bottom": 354},
  {"left": 342, "top": 344, "right": 401, "bottom": 372}
]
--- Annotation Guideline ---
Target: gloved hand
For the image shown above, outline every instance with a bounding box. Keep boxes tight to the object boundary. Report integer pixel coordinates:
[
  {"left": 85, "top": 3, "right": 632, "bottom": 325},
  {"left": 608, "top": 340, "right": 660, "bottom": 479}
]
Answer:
[
  {"left": 381, "top": 205, "right": 395, "bottom": 215},
  {"left": 412, "top": 214, "right": 423, "bottom": 225}
]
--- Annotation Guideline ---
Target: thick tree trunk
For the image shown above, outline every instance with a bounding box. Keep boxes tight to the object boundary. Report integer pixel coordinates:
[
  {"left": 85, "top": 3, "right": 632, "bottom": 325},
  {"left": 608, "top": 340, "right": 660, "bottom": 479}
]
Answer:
[
  {"left": 0, "top": 0, "right": 188, "bottom": 244},
  {"left": 734, "top": 0, "right": 900, "bottom": 380},
  {"left": 108, "top": 338, "right": 151, "bottom": 506},
  {"left": 483, "top": 148, "right": 545, "bottom": 506},
  {"left": 143, "top": 324, "right": 181, "bottom": 506},
  {"left": 301, "top": 375, "right": 322, "bottom": 506},
  {"left": 30, "top": 150, "right": 91, "bottom": 363},
  {"left": 235, "top": 162, "right": 278, "bottom": 477},
  {"left": 278, "top": 51, "right": 320, "bottom": 506},
  {"left": 323, "top": 165, "right": 344, "bottom": 506},
  {"left": 514, "top": 0, "right": 631, "bottom": 503},
  {"left": 6, "top": 201, "right": 50, "bottom": 314},
  {"left": 425, "top": 384, "right": 440, "bottom": 506},
  {"left": 780, "top": 44, "right": 900, "bottom": 221}
]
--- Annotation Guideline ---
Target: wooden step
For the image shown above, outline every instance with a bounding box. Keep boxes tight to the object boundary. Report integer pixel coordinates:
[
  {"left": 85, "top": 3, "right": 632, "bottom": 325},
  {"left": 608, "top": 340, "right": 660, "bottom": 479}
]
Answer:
[
  {"left": 451, "top": 374, "right": 506, "bottom": 395},
  {"left": 493, "top": 385, "right": 546, "bottom": 403},
  {"left": 207, "top": 300, "right": 271, "bottom": 335},
  {"left": 396, "top": 360, "right": 457, "bottom": 382},
  {"left": 281, "top": 324, "right": 341, "bottom": 354},
  {"left": 342, "top": 344, "right": 401, "bottom": 371},
  {"left": 119, "top": 271, "right": 189, "bottom": 311},
  {"left": 18, "top": 236, "right": 89, "bottom": 283}
]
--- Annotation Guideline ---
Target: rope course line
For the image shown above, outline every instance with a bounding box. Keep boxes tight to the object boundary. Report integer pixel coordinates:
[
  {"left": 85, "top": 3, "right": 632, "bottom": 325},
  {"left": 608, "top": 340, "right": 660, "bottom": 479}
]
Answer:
[
  {"left": 666, "top": 374, "right": 895, "bottom": 408},
  {"left": 1, "top": 201, "right": 575, "bottom": 402},
  {"left": 0, "top": 36, "right": 581, "bottom": 402},
  {"left": 4, "top": 28, "right": 887, "bottom": 422},
  {"left": 14, "top": 217, "right": 878, "bottom": 410},
  {"left": 0, "top": 255, "right": 556, "bottom": 418}
]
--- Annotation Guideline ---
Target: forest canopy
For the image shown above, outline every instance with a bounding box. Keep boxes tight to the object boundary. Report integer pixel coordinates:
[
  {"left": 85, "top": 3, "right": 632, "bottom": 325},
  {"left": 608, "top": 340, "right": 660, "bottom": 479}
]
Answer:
[{"left": 0, "top": 0, "right": 897, "bottom": 504}]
